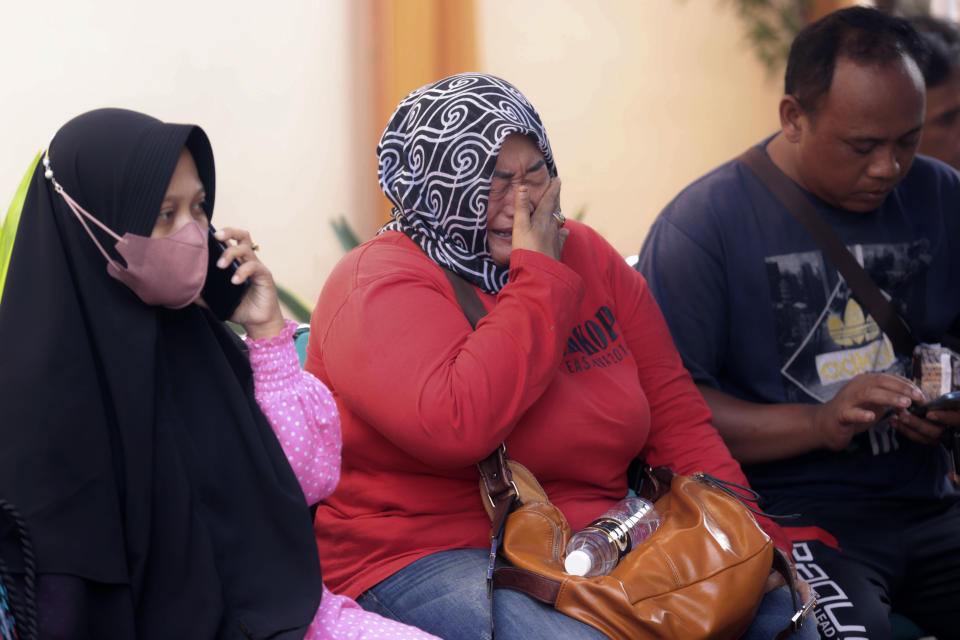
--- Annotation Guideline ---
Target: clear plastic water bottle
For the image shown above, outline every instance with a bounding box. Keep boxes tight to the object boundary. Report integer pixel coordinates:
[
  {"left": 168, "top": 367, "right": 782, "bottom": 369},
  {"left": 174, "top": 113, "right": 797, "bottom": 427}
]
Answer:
[{"left": 563, "top": 497, "right": 661, "bottom": 577}]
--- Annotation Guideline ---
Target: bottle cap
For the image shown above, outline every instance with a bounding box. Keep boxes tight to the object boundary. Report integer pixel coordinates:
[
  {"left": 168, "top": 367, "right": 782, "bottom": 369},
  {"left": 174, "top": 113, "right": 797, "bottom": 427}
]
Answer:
[{"left": 564, "top": 549, "right": 592, "bottom": 576}]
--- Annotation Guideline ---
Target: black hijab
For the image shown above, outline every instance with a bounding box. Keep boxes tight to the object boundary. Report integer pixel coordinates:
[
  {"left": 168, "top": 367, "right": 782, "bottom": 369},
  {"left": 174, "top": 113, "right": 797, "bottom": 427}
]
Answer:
[
  {"left": 377, "top": 73, "right": 558, "bottom": 294},
  {"left": 0, "top": 109, "right": 322, "bottom": 639}
]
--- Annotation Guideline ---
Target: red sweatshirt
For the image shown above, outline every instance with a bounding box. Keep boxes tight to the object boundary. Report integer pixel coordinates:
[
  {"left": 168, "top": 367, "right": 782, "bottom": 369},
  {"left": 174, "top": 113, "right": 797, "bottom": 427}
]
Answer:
[{"left": 307, "top": 221, "right": 789, "bottom": 598}]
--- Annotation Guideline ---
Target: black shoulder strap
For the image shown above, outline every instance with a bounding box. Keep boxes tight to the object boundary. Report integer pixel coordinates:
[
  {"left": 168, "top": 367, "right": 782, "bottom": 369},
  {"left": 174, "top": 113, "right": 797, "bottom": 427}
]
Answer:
[
  {"left": 738, "top": 146, "right": 917, "bottom": 356},
  {"left": 439, "top": 267, "right": 506, "bottom": 635},
  {"left": 441, "top": 267, "right": 488, "bottom": 328}
]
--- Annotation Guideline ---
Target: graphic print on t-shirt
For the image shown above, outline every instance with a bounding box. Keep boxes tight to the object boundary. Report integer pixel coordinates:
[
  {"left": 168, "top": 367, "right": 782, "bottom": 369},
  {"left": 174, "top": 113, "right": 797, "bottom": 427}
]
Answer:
[
  {"left": 765, "top": 240, "right": 931, "bottom": 452},
  {"left": 765, "top": 241, "right": 930, "bottom": 401}
]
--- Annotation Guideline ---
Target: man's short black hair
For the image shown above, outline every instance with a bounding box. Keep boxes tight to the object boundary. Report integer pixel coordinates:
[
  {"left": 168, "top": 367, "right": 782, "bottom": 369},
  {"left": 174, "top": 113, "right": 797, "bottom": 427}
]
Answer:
[
  {"left": 908, "top": 14, "right": 960, "bottom": 88},
  {"left": 785, "top": 6, "right": 930, "bottom": 114}
]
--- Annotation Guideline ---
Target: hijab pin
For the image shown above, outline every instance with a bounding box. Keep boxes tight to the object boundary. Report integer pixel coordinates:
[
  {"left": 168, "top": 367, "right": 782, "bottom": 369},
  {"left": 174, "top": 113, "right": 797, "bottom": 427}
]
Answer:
[
  {"left": 42, "top": 150, "right": 53, "bottom": 180},
  {"left": 42, "top": 150, "right": 65, "bottom": 194}
]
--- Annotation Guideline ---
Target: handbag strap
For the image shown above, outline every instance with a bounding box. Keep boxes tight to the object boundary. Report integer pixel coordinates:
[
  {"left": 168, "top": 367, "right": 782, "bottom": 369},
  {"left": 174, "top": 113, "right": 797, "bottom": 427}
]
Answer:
[
  {"left": 440, "top": 266, "right": 508, "bottom": 517},
  {"left": 440, "top": 267, "right": 511, "bottom": 636},
  {"left": 441, "top": 267, "right": 487, "bottom": 330},
  {"left": 476, "top": 445, "right": 520, "bottom": 558},
  {"left": 772, "top": 547, "right": 819, "bottom": 640},
  {"left": 695, "top": 472, "right": 800, "bottom": 520},
  {"left": 738, "top": 146, "right": 917, "bottom": 356}
]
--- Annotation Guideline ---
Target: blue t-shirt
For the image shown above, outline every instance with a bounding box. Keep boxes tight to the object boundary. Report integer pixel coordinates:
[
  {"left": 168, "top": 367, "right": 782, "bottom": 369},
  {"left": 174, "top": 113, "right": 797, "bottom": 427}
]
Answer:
[{"left": 638, "top": 145, "right": 960, "bottom": 501}]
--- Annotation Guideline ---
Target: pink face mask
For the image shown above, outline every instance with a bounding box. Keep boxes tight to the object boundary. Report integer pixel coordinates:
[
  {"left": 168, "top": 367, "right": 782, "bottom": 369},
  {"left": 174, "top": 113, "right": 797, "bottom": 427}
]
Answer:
[{"left": 49, "top": 176, "right": 209, "bottom": 309}]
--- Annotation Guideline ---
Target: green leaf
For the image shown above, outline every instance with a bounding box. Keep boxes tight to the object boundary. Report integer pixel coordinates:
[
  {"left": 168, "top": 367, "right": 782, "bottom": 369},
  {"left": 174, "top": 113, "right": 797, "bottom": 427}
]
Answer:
[
  {"left": 276, "top": 284, "right": 313, "bottom": 323},
  {"left": 226, "top": 321, "right": 246, "bottom": 335},
  {"left": 0, "top": 151, "right": 42, "bottom": 306},
  {"left": 331, "top": 216, "right": 362, "bottom": 253},
  {"left": 726, "top": 0, "right": 807, "bottom": 73}
]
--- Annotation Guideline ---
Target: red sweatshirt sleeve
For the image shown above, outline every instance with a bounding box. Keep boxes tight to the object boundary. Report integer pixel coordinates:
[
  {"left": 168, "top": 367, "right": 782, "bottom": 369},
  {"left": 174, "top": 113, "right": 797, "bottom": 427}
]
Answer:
[
  {"left": 314, "top": 244, "right": 585, "bottom": 469},
  {"left": 604, "top": 244, "right": 792, "bottom": 553}
]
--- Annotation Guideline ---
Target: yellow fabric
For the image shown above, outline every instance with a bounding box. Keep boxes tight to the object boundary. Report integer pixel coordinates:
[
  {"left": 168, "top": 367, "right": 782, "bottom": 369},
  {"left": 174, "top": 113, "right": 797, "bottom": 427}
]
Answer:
[{"left": 0, "top": 152, "right": 41, "bottom": 306}]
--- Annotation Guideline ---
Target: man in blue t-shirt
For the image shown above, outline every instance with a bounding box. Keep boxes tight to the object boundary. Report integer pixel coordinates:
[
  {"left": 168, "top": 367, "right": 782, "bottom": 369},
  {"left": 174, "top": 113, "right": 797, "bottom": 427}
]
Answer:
[{"left": 638, "top": 7, "right": 960, "bottom": 639}]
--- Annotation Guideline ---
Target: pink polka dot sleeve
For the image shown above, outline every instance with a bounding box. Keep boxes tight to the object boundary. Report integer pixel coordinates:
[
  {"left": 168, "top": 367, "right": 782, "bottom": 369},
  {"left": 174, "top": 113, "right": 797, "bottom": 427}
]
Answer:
[
  {"left": 249, "top": 321, "right": 437, "bottom": 639},
  {"left": 246, "top": 319, "right": 341, "bottom": 506}
]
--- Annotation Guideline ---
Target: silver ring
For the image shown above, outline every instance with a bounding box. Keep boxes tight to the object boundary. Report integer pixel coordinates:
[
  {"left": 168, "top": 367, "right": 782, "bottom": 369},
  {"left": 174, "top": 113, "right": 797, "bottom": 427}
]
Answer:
[{"left": 552, "top": 210, "right": 566, "bottom": 227}]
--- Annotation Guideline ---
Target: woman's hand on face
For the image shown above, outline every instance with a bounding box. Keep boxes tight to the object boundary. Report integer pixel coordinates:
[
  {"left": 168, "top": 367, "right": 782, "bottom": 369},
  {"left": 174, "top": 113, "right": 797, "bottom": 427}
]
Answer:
[
  {"left": 211, "top": 227, "right": 286, "bottom": 339},
  {"left": 511, "top": 177, "right": 568, "bottom": 262}
]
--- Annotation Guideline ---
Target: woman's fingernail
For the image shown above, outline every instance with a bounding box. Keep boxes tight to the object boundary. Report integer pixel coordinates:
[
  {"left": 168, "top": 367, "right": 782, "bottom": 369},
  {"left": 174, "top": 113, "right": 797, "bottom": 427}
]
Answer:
[{"left": 231, "top": 275, "right": 240, "bottom": 284}]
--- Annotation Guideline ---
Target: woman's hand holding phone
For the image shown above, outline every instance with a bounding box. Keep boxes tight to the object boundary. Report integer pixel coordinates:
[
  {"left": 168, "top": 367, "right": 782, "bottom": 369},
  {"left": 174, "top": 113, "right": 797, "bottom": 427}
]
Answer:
[{"left": 208, "top": 226, "right": 285, "bottom": 339}]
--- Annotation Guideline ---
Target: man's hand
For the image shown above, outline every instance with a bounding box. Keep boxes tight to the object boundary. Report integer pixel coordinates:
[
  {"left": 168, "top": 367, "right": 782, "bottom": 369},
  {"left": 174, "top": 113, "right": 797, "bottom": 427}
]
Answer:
[
  {"left": 890, "top": 406, "right": 960, "bottom": 445},
  {"left": 813, "top": 373, "right": 926, "bottom": 451}
]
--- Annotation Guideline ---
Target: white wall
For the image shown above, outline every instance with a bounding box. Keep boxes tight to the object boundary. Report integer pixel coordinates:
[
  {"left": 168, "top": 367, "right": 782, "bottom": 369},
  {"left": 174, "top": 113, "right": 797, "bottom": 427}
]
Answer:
[
  {"left": 2, "top": 0, "right": 784, "bottom": 306},
  {"left": 1, "top": 0, "right": 353, "bottom": 307},
  {"left": 476, "top": 0, "right": 784, "bottom": 256}
]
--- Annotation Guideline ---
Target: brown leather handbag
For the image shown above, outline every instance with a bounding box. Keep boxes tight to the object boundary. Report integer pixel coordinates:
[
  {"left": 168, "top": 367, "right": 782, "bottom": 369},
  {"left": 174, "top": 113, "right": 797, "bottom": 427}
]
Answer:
[
  {"left": 478, "top": 449, "right": 803, "bottom": 640},
  {"left": 441, "top": 266, "right": 807, "bottom": 638}
]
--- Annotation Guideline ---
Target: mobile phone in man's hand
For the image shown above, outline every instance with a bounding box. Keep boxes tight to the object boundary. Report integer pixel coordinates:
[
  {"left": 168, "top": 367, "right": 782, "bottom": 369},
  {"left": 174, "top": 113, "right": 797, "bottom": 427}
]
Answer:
[{"left": 908, "top": 390, "right": 960, "bottom": 419}]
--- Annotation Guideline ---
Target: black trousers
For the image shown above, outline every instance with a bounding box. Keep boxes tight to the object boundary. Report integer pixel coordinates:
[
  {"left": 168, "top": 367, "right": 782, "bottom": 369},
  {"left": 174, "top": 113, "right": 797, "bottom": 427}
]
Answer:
[{"left": 773, "top": 495, "right": 960, "bottom": 640}]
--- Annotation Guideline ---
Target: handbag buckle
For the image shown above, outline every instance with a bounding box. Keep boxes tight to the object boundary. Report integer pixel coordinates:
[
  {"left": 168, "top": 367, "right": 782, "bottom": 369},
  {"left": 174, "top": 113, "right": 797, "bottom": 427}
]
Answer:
[
  {"left": 486, "top": 480, "right": 519, "bottom": 511},
  {"left": 790, "top": 594, "right": 818, "bottom": 630}
]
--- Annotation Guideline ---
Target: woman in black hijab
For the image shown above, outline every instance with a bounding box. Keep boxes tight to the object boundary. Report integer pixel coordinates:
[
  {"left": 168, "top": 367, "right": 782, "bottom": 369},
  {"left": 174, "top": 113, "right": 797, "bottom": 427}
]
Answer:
[{"left": 0, "top": 108, "right": 435, "bottom": 640}]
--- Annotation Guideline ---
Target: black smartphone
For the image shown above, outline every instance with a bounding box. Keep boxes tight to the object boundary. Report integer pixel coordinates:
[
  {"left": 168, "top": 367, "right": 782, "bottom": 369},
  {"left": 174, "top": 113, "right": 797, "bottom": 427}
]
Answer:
[
  {"left": 201, "top": 225, "right": 250, "bottom": 321},
  {"left": 908, "top": 390, "right": 960, "bottom": 419}
]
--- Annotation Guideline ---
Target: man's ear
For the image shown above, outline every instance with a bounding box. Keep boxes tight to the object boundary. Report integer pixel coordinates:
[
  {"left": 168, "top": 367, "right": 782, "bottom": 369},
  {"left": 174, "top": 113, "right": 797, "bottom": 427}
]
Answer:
[{"left": 780, "top": 95, "right": 806, "bottom": 143}]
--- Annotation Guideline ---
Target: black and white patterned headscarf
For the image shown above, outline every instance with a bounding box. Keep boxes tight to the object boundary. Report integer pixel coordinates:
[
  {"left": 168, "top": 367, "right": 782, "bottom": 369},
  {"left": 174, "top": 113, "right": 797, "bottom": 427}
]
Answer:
[{"left": 377, "top": 73, "right": 557, "bottom": 294}]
